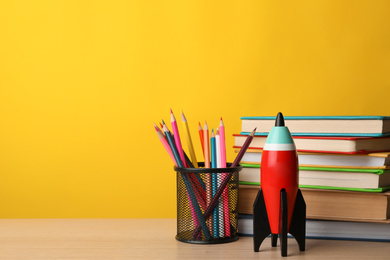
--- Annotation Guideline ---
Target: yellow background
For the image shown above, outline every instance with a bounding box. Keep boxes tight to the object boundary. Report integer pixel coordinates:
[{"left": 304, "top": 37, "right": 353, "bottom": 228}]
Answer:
[{"left": 0, "top": 1, "right": 389, "bottom": 218}]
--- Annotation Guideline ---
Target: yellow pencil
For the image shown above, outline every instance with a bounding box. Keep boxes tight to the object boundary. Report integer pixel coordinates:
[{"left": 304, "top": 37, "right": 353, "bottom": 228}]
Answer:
[{"left": 181, "top": 111, "right": 198, "bottom": 168}]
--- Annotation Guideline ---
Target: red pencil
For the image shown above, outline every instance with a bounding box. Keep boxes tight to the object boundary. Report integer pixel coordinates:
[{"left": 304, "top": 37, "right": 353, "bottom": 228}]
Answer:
[
  {"left": 204, "top": 122, "right": 210, "bottom": 168},
  {"left": 199, "top": 122, "right": 205, "bottom": 157}
]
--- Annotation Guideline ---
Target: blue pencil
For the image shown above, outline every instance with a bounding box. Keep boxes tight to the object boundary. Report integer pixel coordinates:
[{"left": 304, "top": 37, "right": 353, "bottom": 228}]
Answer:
[
  {"left": 163, "top": 124, "right": 211, "bottom": 240},
  {"left": 210, "top": 129, "right": 219, "bottom": 238}
]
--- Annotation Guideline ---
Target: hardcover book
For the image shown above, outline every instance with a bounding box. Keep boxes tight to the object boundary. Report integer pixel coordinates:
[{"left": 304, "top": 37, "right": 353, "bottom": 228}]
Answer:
[
  {"left": 238, "top": 185, "right": 390, "bottom": 221},
  {"left": 240, "top": 116, "right": 390, "bottom": 137},
  {"left": 234, "top": 134, "right": 390, "bottom": 154},
  {"left": 239, "top": 163, "right": 390, "bottom": 192},
  {"left": 238, "top": 214, "right": 390, "bottom": 242}
]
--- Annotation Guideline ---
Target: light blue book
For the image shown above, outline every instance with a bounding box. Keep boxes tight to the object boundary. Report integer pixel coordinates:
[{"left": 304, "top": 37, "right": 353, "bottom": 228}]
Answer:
[{"left": 240, "top": 116, "right": 390, "bottom": 137}]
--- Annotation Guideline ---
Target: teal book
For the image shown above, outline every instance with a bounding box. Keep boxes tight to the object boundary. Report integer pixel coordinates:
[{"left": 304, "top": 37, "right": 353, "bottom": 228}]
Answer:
[
  {"left": 239, "top": 163, "right": 390, "bottom": 192},
  {"left": 240, "top": 116, "right": 390, "bottom": 137}
]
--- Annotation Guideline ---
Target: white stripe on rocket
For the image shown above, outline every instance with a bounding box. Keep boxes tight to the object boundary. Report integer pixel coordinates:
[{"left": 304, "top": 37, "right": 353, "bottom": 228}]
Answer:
[{"left": 263, "top": 143, "right": 296, "bottom": 151}]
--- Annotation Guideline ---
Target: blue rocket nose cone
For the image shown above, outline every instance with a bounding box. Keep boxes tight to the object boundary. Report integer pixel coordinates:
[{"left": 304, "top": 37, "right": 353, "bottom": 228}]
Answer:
[{"left": 275, "top": 112, "right": 285, "bottom": 126}]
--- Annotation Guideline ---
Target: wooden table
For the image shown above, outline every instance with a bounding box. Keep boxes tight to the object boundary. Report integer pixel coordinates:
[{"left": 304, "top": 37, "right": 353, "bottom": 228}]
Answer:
[{"left": 0, "top": 219, "right": 389, "bottom": 259}]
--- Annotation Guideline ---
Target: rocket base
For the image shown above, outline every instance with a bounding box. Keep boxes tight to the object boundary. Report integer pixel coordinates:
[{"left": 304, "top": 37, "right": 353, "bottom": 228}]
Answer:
[{"left": 253, "top": 189, "right": 306, "bottom": 257}]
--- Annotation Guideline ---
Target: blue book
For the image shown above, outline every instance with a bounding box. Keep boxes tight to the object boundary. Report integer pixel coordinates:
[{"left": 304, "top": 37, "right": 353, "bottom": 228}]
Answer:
[
  {"left": 240, "top": 116, "right": 390, "bottom": 137},
  {"left": 238, "top": 214, "right": 390, "bottom": 242}
]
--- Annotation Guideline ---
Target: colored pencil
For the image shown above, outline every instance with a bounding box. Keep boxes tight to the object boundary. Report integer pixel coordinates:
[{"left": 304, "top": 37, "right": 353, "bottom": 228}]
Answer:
[
  {"left": 215, "top": 129, "right": 221, "bottom": 168},
  {"left": 219, "top": 118, "right": 227, "bottom": 168},
  {"left": 231, "top": 128, "right": 256, "bottom": 166},
  {"left": 171, "top": 109, "right": 187, "bottom": 167},
  {"left": 163, "top": 124, "right": 184, "bottom": 168},
  {"left": 219, "top": 117, "right": 230, "bottom": 236},
  {"left": 192, "top": 128, "right": 257, "bottom": 238},
  {"left": 164, "top": 124, "right": 211, "bottom": 239},
  {"left": 203, "top": 122, "right": 212, "bottom": 234},
  {"left": 199, "top": 122, "right": 205, "bottom": 157},
  {"left": 204, "top": 122, "right": 210, "bottom": 168},
  {"left": 210, "top": 129, "right": 216, "bottom": 168},
  {"left": 210, "top": 129, "right": 219, "bottom": 237},
  {"left": 181, "top": 111, "right": 198, "bottom": 168},
  {"left": 184, "top": 152, "right": 206, "bottom": 210},
  {"left": 216, "top": 128, "right": 224, "bottom": 237},
  {"left": 154, "top": 123, "right": 165, "bottom": 136},
  {"left": 154, "top": 124, "right": 176, "bottom": 166},
  {"left": 184, "top": 152, "right": 206, "bottom": 192}
]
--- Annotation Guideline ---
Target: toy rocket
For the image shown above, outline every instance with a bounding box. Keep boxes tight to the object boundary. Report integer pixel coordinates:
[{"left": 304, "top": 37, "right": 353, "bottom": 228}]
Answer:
[{"left": 253, "top": 112, "right": 306, "bottom": 257}]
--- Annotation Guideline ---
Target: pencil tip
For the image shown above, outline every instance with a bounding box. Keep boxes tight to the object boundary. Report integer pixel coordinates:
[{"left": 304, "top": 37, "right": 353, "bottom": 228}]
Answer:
[
  {"left": 170, "top": 111, "right": 176, "bottom": 121},
  {"left": 250, "top": 128, "right": 257, "bottom": 136},
  {"left": 170, "top": 108, "right": 173, "bottom": 113},
  {"left": 162, "top": 120, "right": 166, "bottom": 125},
  {"left": 181, "top": 111, "right": 186, "bottom": 122}
]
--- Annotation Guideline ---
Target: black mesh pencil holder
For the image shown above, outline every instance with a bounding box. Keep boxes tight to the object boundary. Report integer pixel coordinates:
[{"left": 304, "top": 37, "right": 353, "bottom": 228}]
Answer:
[{"left": 174, "top": 162, "right": 242, "bottom": 244}]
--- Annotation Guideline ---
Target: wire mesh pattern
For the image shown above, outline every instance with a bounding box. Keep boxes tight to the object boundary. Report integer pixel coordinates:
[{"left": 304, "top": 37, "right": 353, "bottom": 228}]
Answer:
[{"left": 175, "top": 163, "right": 241, "bottom": 244}]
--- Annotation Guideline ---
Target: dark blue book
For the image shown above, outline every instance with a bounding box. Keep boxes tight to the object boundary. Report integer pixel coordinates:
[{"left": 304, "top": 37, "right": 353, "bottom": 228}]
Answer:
[{"left": 238, "top": 214, "right": 390, "bottom": 242}]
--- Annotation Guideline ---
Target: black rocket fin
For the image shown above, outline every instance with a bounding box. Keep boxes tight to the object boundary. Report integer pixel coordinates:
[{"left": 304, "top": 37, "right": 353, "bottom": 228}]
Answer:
[
  {"left": 289, "top": 189, "right": 306, "bottom": 251},
  {"left": 279, "top": 189, "right": 288, "bottom": 257},
  {"left": 253, "top": 189, "right": 271, "bottom": 252}
]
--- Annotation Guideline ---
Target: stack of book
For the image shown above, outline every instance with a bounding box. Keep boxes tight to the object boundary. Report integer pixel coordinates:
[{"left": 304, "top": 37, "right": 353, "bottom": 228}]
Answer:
[{"left": 234, "top": 116, "right": 390, "bottom": 241}]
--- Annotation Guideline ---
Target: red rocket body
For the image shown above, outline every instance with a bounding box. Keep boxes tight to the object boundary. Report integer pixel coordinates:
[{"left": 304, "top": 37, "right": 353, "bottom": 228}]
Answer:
[{"left": 261, "top": 148, "right": 298, "bottom": 234}]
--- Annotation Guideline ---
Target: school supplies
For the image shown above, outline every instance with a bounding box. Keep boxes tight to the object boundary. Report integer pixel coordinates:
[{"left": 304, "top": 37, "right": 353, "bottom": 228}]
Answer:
[
  {"left": 192, "top": 128, "right": 256, "bottom": 238},
  {"left": 154, "top": 110, "right": 255, "bottom": 243}
]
